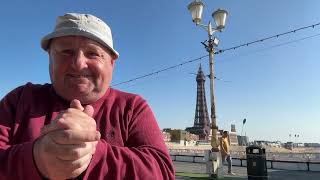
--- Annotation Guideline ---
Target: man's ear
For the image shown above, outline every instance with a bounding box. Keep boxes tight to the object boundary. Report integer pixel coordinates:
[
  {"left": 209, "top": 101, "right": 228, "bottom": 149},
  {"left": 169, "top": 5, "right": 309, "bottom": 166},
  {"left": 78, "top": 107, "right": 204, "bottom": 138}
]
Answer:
[
  {"left": 111, "top": 59, "right": 116, "bottom": 67},
  {"left": 48, "top": 50, "right": 53, "bottom": 63}
]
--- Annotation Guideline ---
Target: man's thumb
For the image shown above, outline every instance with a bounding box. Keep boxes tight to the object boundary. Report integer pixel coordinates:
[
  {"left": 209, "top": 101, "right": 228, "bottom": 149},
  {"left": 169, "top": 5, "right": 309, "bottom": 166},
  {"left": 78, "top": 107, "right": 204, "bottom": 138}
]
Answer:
[
  {"left": 84, "top": 105, "right": 94, "bottom": 117},
  {"left": 70, "top": 99, "right": 84, "bottom": 111}
]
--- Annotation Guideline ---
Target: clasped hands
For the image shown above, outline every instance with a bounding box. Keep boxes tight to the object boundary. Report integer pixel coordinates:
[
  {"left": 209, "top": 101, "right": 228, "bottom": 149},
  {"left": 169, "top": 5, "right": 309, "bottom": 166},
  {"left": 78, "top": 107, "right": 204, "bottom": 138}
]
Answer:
[{"left": 33, "top": 99, "right": 100, "bottom": 180}]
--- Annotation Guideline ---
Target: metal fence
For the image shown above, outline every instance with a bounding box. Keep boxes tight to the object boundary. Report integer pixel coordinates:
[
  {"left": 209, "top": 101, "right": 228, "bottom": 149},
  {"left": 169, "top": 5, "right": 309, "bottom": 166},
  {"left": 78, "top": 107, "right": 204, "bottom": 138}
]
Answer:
[
  {"left": 170, "top": 149, "right": 320, "bottom": 172},
  {"left": 169, "top": 149, "right": 320, "bottom": 162}
]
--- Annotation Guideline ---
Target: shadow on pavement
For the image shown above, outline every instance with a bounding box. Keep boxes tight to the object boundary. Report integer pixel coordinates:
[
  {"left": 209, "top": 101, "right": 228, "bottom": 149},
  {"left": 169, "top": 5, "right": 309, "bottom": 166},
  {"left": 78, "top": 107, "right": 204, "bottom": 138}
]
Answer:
[{"left": 267, "top": 169, "right": 320, "bottom": 180}]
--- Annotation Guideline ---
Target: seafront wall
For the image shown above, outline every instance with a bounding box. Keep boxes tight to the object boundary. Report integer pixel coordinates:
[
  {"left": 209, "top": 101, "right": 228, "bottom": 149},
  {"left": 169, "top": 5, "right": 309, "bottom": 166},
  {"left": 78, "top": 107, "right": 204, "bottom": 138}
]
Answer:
[{"left": 169, "top": 149, "right": 320, "bottom": 172}]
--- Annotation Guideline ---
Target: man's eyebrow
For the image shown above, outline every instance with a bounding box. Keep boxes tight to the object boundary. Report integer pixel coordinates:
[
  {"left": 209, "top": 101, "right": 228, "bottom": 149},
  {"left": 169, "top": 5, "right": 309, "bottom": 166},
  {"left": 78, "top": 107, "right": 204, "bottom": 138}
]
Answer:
[
  {"left": 51, "top": 42, "right": 72, "bottom": 49},
  {"left": 86, "top": 43, "right": 103, "bottom": 48},
  {"left": 86, "top": 43, "right": 112, "bottom": 54}
]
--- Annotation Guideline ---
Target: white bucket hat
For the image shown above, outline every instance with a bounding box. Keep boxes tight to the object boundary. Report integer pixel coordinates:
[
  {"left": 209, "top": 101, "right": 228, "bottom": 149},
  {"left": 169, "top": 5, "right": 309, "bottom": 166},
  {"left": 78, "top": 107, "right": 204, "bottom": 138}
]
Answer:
[{"left": 41, "top": 13, "right": 119, "bottom": 57}]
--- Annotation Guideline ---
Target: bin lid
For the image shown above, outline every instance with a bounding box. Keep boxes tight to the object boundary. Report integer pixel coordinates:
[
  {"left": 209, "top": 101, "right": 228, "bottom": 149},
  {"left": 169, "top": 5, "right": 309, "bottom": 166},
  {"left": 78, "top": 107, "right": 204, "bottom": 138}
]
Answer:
[
  {"left": 246, "top": 145, "right": 266, "bottom": 154},
  {"left": 246, "top": 145, "right": 264, "bottom": 150}
]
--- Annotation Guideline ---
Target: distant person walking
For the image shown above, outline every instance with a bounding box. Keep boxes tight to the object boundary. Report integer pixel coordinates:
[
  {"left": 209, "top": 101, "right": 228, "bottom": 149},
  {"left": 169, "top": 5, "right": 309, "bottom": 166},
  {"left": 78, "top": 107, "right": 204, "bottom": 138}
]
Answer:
[{"left": 220, "top": 131, "right": 235, "bottom": 175}]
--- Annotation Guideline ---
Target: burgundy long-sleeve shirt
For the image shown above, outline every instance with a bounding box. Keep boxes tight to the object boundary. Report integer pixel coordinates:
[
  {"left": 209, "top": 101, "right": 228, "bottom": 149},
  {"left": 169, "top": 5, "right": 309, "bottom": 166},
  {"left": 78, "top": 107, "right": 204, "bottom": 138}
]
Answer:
[{"left": 0, "top": 82, "right": 174, "bottom": 180}]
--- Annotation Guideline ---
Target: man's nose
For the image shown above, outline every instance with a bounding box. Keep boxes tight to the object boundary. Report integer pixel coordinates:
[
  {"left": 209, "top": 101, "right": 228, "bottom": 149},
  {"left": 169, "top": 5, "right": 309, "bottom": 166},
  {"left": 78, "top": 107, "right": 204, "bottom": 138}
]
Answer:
[{"left": 72, "top": 51, "right": 87, "bottom": 70}]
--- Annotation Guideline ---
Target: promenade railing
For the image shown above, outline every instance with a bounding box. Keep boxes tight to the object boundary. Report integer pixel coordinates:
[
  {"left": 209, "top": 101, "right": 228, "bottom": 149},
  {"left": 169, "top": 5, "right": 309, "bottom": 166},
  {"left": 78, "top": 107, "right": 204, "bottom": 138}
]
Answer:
[{"left": 170, "top": 149, "right": 320, "bottom": 171}]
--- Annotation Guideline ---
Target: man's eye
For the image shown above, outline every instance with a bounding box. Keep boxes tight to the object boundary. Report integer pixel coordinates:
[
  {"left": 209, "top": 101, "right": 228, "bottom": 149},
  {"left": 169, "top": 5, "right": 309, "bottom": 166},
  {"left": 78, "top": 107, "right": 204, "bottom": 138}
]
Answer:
[
  {"left": 60, "top": 50, "right": 74, "bottom": 56},
  {"left": 86, "top": 51, "right": 100, "bottom": 58}
]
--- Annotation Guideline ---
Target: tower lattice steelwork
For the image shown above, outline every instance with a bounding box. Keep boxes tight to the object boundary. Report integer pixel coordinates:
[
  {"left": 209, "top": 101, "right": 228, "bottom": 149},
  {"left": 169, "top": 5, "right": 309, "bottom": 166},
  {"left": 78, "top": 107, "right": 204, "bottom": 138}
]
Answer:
[{"left": 186, "top": 65, "right": 210, "bottom": 140}]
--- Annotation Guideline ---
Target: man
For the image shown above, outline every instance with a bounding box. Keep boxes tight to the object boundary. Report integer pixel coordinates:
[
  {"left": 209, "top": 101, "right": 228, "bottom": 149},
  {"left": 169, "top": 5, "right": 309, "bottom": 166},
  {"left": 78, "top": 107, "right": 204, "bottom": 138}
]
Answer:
[
  {"left": 0, "top": 13, "right": 174, "bottom": 179},
  {"left": 220, "top": 131, "right": 235, "bottom": 175}
]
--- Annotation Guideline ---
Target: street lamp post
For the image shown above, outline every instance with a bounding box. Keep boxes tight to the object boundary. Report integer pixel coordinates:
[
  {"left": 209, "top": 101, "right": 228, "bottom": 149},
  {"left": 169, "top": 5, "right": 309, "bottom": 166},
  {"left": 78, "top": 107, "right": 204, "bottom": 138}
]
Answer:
[
  {"left": 187, "top": 0, "right": 228, "bottom": 178},
  {"left": 240, "top": 118, "right": 247, "bottom": 146}
]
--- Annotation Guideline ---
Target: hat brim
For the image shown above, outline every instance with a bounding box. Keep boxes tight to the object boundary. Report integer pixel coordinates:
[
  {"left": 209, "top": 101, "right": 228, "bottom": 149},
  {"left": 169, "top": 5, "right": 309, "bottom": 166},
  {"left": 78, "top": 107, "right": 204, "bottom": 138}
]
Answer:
[{"left": 41, "top": 28, "right": 119, "bottom": 58}]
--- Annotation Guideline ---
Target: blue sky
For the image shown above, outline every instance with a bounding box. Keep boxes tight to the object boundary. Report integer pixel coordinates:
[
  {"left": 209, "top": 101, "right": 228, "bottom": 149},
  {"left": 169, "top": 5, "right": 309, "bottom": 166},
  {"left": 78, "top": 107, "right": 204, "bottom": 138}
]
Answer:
[{"left": 1, "top": 1, "right": 319, "bottom": 143}]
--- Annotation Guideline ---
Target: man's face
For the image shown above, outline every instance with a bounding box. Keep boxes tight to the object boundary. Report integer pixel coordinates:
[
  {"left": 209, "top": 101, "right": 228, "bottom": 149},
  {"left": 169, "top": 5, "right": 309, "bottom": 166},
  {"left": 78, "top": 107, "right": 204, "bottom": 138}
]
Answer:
[
  {"left": 223, "top": 132, "right": 228, "bottom": 138},
  {"left": 48, "top": 36, "right": 116, "bottom": 104}
]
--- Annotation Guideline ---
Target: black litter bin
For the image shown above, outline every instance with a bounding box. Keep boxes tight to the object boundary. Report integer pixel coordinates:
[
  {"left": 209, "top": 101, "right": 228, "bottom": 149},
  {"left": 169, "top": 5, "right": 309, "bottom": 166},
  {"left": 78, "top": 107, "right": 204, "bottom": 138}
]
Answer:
[{"left": 246, "top": 146, "right": 268, "bottom": 180}]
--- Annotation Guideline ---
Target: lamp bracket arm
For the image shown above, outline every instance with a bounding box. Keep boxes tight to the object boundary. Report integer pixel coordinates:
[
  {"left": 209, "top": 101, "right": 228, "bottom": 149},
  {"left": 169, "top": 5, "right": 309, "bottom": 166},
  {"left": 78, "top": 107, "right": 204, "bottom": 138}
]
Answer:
[
  {"left": 196, "top": 23, "right": 219, "bottom": 35},
  {"left": 196, "top": 23, "right": 208, "bottom": 29}
]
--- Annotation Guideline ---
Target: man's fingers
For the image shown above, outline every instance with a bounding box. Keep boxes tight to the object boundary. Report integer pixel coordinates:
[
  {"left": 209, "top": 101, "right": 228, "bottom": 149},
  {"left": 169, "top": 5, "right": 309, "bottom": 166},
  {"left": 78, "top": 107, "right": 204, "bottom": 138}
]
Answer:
[
  {"left": 41, "top": 124, "right": 55, "bottom": 136},
  {"left": 70, "top": 99, "right": 84, "bottom": 111},
  {"left": 35, "top": 133, "right": 96, "bottom": 178},
  {"left": 70, "top": 99, "right": 94, "bottom": 117},
  {"left": 84, "top": 105, "right": 94, "bottom": 117},
  {"left": 56, "top": 142, "right": 94, "bottom": 161},
  {"left": 41, "top": 116, "right": 66, "bottom": 135},
  {"left": 50, "top": 129, "right": 101, "bottom": 144},
  {"left": 69, "top": 152, "right": 92, "bottom": 170},
  {"left": 66, "top": 153, "right": 93, "bottom": 179},
  {"left": 42, "top": 108, "right": 96, "bottom": 135},
  {"left": 41, "top": 102, "right": 96, "bottom": 136}
]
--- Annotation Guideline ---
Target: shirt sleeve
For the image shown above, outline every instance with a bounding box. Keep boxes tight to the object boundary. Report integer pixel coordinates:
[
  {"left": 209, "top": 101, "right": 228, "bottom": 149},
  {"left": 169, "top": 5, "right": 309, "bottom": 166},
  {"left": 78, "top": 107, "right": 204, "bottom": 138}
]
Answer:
[
  {"left": 83, "top": 98, "right": 175, "bottom": 180},
  {"left": 0, "top": 86, "right": 42, "bottom": 180}
]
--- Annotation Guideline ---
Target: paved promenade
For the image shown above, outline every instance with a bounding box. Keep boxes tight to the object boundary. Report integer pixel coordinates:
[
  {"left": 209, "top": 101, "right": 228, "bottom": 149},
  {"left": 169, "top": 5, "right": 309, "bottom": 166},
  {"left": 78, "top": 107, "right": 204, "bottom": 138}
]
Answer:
[{"left": 174, "top": 161, "right": 320, "bottom": 180}]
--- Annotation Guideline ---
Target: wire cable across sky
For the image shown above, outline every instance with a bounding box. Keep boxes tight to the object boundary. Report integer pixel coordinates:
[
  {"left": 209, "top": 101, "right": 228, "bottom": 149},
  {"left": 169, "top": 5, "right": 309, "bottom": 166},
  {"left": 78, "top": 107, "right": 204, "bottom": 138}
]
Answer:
[
  {"left": 215, "top": 22, "right": 320, "bottom": 55},
  {"left": 111, "top": 22, "right": 320, "bottom": 87}
]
